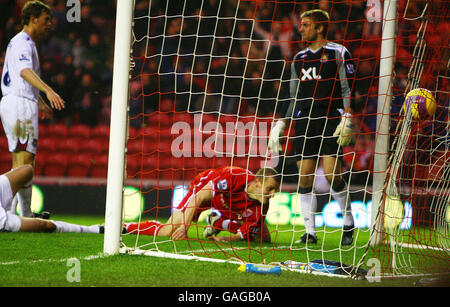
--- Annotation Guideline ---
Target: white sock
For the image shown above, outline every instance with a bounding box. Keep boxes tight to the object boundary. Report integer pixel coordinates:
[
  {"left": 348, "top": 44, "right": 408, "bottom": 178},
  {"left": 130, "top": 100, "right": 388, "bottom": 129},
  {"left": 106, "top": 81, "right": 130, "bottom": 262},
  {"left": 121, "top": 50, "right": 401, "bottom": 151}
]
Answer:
[
  {"left": 52, "top": 221, "right": 101, "bottom": 233},
  {"left": 7, "top": 194, "right": 18, "bottom": 215},
  {"left": 17, "top": 184, "right": 33, "bottom": 217},
  {"left": 300, "top": 192, "right": 317, "bottom": 236},
  {"left": 331, "top": 183, "right": 354, "bottom": 227}
]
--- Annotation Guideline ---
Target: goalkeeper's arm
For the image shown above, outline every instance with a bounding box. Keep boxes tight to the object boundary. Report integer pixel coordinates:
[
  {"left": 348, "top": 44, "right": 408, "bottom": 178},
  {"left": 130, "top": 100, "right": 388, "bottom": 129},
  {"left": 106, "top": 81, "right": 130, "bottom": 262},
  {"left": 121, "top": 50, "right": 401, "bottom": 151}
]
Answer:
[
  {"left": 333, "top": 108, "right": 354, "bottom": 147},
  {"left": 268, "top": 64, "right": 299, "bottom": 153}
]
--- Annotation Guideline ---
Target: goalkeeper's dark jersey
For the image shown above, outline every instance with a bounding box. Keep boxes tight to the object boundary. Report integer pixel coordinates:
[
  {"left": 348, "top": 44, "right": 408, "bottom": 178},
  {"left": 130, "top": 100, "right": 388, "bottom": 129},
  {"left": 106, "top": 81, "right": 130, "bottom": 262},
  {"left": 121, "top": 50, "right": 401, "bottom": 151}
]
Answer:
[{"left": 283, "top": 42, "right": 355, "bottom": 118}]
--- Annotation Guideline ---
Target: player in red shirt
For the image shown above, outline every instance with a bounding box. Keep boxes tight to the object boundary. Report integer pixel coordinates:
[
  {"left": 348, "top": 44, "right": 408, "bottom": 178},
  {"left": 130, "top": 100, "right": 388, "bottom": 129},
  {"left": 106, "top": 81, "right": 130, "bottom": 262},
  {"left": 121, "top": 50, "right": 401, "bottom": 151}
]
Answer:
[{"left": 124, "top": 166, "right": 280, "bottom": 242}]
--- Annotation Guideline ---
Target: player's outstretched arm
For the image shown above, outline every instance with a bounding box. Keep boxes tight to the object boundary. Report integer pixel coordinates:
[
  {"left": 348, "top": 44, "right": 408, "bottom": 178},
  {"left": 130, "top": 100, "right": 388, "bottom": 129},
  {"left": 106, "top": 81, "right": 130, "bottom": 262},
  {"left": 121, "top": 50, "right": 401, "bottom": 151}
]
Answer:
[{"left": 20, "top": 68, "right": 65, "bottom": 110}]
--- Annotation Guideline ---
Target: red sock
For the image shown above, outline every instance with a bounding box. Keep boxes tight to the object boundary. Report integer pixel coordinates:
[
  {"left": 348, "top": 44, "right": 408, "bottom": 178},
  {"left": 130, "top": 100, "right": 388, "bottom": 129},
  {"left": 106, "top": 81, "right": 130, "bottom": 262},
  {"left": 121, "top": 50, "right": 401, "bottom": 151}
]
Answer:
[{"left": 125, "top": 220, "right": 162, "bottom": 236}]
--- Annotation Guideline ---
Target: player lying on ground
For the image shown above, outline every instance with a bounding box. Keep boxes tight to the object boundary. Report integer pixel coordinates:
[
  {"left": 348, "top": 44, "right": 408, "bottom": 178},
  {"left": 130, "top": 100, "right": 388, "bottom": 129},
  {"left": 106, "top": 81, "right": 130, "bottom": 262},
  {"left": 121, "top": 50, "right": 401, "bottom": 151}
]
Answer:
[
  {"left": 124, "top": 166, "right": 280, "bottom": 243},
  {"left": 0, "top": 165, "right": 100, "bottom": 233}
]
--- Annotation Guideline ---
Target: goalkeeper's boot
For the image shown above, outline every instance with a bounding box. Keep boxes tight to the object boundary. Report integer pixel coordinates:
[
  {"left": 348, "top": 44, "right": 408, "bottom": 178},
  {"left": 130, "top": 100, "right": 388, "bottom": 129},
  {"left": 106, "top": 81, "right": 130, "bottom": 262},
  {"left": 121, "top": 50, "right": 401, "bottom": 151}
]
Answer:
[
  {"left": 296, "top": 233, "right": 318, "bottom": 244},
  {"left": 32, "top": 211, "right": 51, "bottom": 219},
  {"left": 203, "top": 211, "right": 221, "bottom": 238},
  {"left": 340, "top": 225, "right": 354, "bottom": 246}
]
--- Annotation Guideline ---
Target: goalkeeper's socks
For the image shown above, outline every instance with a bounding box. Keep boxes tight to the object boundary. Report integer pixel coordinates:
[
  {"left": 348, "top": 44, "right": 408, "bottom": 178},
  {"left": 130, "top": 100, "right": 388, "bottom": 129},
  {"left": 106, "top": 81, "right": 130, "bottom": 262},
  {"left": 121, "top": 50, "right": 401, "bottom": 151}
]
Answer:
[
  {"left": 125, "top": 220, "right": 162, "bottom": 236},
  {"left": 298, "top": 186, "right": 317, "bottom": 237},
  {"left": 52, "top": 221, "right": 101, "bottom": 233},
  {"left": 331, "top": 181, "right": 354, "bottom": 227}
]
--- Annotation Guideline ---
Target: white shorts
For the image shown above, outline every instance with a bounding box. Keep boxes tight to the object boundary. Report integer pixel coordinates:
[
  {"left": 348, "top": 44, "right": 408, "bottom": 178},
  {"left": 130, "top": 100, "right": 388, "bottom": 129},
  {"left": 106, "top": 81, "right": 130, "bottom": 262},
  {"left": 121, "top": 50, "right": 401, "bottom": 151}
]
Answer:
[
  {"left": 0, "top": 95, "right": 39, "bottom": 154},
  {"left": 0, "top": 174, "right": 21, "bottom": 232}
]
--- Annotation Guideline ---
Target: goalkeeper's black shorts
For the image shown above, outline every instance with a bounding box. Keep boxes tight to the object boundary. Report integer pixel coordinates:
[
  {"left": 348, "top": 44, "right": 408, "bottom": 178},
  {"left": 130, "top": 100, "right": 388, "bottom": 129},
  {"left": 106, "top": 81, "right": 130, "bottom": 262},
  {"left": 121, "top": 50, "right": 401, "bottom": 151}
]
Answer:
[{"left": 293, "top": 108, "right": 342, "bottom": 160}]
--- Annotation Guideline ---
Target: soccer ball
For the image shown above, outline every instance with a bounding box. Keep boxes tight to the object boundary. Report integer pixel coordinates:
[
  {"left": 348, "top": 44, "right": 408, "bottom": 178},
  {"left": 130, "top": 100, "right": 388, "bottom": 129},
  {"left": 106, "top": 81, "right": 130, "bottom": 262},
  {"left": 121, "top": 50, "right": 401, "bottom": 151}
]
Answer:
[{"left": 402, "top": 88, "right": 437, "bottom": 120}]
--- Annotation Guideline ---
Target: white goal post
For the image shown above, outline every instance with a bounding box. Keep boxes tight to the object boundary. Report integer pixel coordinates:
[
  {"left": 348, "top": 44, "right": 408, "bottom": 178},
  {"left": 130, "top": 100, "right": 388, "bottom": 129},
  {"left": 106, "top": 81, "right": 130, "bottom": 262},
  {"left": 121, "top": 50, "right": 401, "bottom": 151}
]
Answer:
[
  {"left": 103, "top": 0, "right": 134, "bottom": 255},
  {"left": 370, "top": 0, "right": 398, "bottom": 246}
]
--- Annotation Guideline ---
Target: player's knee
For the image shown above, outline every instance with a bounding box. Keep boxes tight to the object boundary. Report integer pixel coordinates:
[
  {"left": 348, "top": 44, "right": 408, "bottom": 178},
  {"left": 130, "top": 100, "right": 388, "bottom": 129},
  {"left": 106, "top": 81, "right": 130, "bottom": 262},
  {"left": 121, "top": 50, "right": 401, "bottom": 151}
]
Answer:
[
  {"left": 298, "top": 185, "right": 313, "bottom": 194},
  {"left": 329, "top": 177, "right": 345, "bottom": 191},
  {"left": 42, "top": 220, "right": 56, "bottom": 232}
]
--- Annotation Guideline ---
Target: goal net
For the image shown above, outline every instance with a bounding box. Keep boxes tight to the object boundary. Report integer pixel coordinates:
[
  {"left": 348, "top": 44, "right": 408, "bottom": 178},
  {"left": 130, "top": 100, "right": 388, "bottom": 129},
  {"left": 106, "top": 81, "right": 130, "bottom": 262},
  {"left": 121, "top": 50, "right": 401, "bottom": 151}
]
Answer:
[
  {"left": 106, "top": 0, "right": 449, "bottom": 279},
  {"left": 365, "top": 0, "right": 450, "bottom": 277}
]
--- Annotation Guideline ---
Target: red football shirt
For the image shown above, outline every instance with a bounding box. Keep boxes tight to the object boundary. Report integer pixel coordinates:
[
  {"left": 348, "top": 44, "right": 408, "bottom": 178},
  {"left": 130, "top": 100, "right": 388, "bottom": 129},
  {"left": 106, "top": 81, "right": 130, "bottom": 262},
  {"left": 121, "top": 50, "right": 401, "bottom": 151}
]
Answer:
[{"left": 174, "top": 166, "right": 264, "bottom": 239}]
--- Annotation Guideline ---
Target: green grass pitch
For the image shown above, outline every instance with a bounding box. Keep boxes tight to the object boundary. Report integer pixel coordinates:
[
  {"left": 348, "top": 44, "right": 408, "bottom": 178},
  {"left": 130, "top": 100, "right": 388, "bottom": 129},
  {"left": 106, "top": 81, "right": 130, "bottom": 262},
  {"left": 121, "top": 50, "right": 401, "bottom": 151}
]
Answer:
[{"left": 0, "top": 215, "right": 427, "bottom": 287}]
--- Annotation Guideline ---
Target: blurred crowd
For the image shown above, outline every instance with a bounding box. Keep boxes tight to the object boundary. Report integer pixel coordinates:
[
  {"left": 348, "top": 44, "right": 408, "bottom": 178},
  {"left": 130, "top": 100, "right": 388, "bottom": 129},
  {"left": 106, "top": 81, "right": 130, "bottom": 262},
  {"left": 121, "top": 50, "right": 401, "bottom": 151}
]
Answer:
[
  {"left": 0, "top": 0, "right": 447, "bottom": 181},
  {"left": 0, "top": 0, "right": 116, "bottom": 127}
]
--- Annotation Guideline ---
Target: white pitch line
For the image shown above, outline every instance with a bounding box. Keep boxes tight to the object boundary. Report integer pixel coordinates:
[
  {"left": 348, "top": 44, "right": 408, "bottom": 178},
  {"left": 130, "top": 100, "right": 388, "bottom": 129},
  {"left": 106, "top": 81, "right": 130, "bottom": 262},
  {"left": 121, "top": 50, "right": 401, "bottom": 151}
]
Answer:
[{"left": 0, "top": 253, "right": 106, "bottom": 266}]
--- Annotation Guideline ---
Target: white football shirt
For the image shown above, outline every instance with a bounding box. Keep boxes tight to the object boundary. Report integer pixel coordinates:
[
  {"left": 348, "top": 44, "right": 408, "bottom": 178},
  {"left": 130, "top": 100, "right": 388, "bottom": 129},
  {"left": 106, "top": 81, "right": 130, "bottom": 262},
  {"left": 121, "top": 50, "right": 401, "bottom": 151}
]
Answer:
[{"left": 1, "top": 31, "right": 40, "bottom": 102}]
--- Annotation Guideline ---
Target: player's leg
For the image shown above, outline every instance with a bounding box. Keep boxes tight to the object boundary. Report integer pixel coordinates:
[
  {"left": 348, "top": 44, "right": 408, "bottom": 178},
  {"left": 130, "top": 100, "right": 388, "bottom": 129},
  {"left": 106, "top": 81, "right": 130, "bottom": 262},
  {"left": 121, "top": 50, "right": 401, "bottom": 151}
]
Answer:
[
  {"left": 4, "top": 164, "right": 34, "bottom": 196},
  {"left": 1, "top": 96, "right": 38, "bottom": 217},
  {"left": 17, "top": 217, "right": 101, "bottom": 233},
  {"left": 293, "top": 116, "right": 319, "bottom": 243},
  {"left": 322, "top": 155, "right": 355, "bottom": 246},
  {"left": 12, "top": 144, "right": 36, "bottom": 218},
  {"left": 296, "top": 158, "right": 318, "bottom": 243}
]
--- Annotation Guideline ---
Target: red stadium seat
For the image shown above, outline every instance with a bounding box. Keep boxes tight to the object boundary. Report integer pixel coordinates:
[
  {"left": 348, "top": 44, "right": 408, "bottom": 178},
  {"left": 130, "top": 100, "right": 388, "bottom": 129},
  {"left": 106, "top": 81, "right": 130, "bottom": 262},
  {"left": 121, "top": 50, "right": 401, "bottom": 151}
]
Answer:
[
  {"left": 67, "top": 153, "right": 92, "bottom": 177},
  {"left": 147, "top": 112, "right": 172, "bottom": 129},
  {"left": 89, "top": 154, "right": 109, "bottom": 178},
  {"left": 56, "top": 138, "right": 80, "bottom": 154},
  {"left": 44, "top": 123, "right": 68, "bottom": 139},
  {"left": 172, "top": 112, "right": 194, "bottom": 126},
  {"left": 69, "top": 124, "right": 91, "bottom": 141},
  {"left": 43, "top": 153, "right": 68, "bottom": 177},
  {"left": 38, "top": 138, "right": 57, "bottom": 154},
  {"left": 91, "top": 125, "right": 110, "bottom": 142},
  {"left": 78, "top": 138, "right": 108, "bottom": 154},
  {"left": 127, "top": 139, "right": 144, "bottom": 155}
]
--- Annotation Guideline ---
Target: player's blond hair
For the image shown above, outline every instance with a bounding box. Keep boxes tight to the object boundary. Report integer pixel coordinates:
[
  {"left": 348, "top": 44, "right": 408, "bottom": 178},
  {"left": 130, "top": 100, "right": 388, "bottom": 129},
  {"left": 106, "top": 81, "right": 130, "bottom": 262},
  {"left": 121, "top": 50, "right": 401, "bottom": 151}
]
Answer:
[
  {"left": 300, "top": 9, "right": 330, "bottom": 36},
  {"left": 255, "top": 167, "right": 281, "bottom": 184}
]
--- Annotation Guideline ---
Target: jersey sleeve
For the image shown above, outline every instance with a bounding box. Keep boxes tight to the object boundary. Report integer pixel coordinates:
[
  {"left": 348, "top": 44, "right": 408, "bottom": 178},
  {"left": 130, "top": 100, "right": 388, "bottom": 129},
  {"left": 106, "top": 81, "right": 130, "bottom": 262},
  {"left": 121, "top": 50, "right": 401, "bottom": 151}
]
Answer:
[
  {"left": 338, "top": 47, "right": 355, "bottom": 110},
  {"left": 281, "top": 55, "right": 302, "bottom": 120},
  {"left": 13, "top": 39, "right": 34, "bottom": 74}
]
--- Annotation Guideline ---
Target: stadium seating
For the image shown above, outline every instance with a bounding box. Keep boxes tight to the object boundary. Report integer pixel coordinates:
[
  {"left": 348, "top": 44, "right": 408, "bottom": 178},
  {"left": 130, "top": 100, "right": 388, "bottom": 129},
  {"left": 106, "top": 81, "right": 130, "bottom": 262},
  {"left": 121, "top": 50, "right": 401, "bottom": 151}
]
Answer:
[
  {"left": 25, "top": 118, "right": 272, "bottom": 180},
  {"left": 66, "top": 153, "right": 92, "bottom": 177},
  {"left": 69, "top": 124, "right": 91, "bottom": 141},
  {"left": 89, "top": 154, "right": 109, "bottom": 178},
  {"left": 44, "top": 123, "right": 68, "bottom": 140},
  {"left": 78, "top": 138, "right": 108, "bottom": 154},
  {"left": 42, "top": 153, "right": 68, "bottom": 177},
  {"left": 91, "top": 125, "right": 110, "bottom": 142},
  {"left": 57, "top": 138, "right": 80, "bottom": 154},
  {"left": 38, "top": 137, "right": 57, "bottom": 154}
]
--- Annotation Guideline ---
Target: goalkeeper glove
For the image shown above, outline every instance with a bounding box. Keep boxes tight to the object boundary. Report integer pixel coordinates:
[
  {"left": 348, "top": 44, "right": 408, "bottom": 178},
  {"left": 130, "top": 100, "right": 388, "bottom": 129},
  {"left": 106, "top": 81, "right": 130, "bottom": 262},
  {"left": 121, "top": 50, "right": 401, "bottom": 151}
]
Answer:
[
  {"left": 268, "top": 120, "right": 286, "bottom": 153},
  {"left": 333, "top": 113, "right": 353, "bottom": 147}
]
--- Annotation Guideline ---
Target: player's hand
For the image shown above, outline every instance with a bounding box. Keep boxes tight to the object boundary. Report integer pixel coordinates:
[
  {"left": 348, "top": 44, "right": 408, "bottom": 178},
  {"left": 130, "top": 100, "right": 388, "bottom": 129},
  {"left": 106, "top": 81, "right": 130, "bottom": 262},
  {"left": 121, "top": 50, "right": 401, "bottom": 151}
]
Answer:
[
  {"left": 268, "top": 120, "right": 286, "bottom": 153},
  {"left": 210, "top": 235, "right": 227, "bottom": 242},
  {"left": 46, "top": 89, "right": 66, "bottom": 111},
  {"left": 171, "top": 225, "right": 188, "bottom": 241},
  {"left": 38, "top": 101, "right": 53, "bottom": 119},
  {"left": 333, "top": 113, "right": 353, "bottom": 146}
]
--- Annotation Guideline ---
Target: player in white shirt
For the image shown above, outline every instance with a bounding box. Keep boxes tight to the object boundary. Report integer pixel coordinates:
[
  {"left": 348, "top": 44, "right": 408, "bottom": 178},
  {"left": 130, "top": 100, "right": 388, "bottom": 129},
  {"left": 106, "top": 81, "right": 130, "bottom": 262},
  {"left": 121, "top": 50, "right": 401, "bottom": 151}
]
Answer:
[
  {"left": 0, "top": 164, "right": 100, "bottom": 233},
  {"left": 0, "top": 1, "right": 65, "bottom": 217}
]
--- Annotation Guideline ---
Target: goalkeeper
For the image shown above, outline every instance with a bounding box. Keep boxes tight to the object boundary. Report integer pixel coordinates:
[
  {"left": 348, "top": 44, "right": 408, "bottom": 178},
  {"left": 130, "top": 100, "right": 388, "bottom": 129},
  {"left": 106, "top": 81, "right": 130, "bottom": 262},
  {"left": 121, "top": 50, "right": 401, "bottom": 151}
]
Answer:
[
  {"left": 124, "top": 166, "right": 280, "bottom": 243},
  {"left": 268, "top": 9, "right": 355, "bottom": 245}
]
